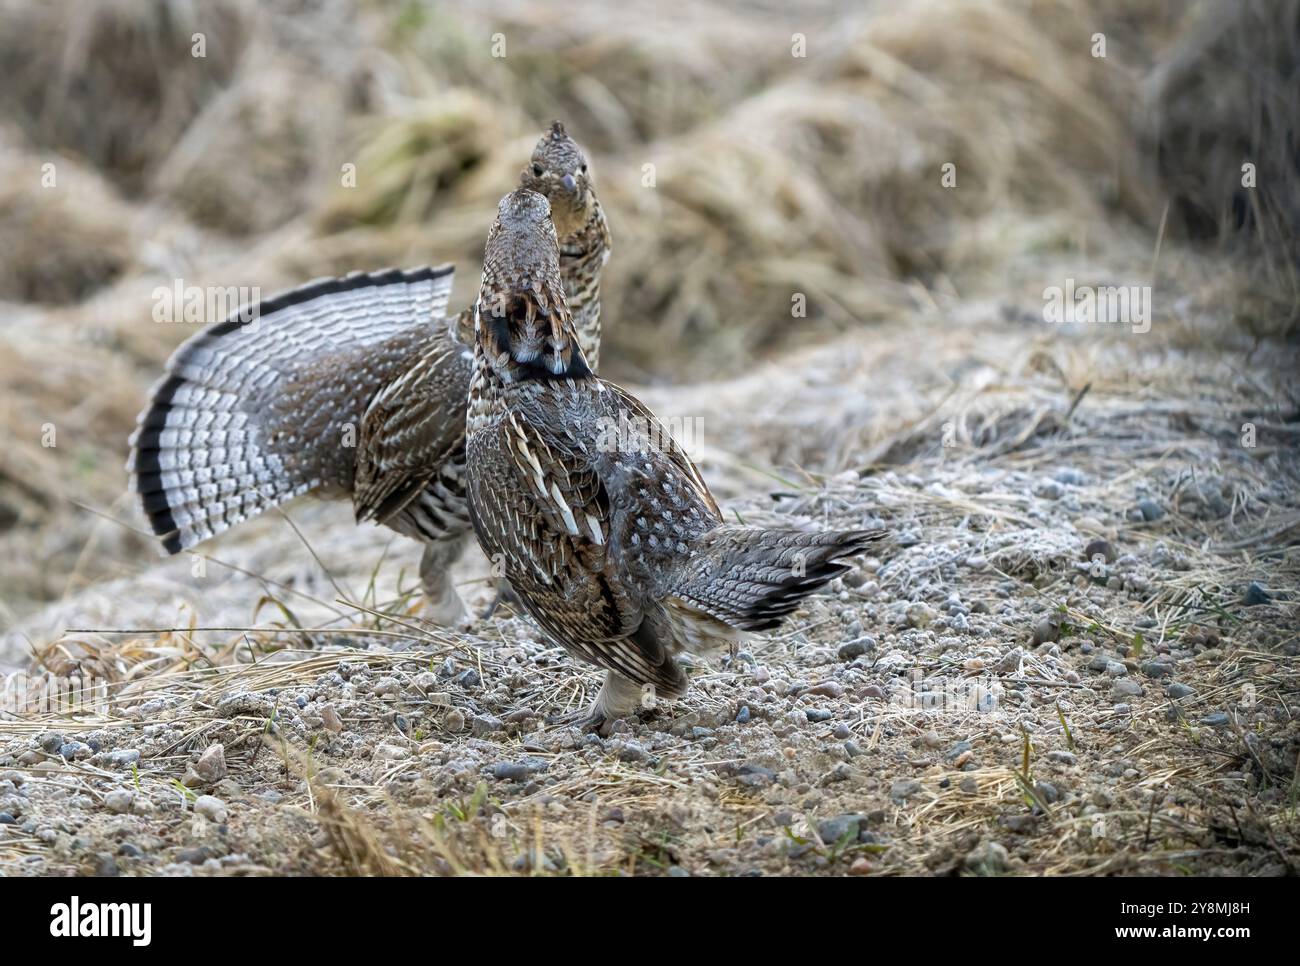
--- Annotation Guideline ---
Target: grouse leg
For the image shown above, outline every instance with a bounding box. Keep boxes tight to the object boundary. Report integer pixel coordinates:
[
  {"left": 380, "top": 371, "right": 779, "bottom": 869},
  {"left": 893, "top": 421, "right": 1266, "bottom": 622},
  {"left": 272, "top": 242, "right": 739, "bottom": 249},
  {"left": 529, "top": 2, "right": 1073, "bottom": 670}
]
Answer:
[
  {"left": 547, "top": 670, "right": 648, "bottom": 736},
  {"left": 419, "top": 532, "right": 470, "bottom": 627}
]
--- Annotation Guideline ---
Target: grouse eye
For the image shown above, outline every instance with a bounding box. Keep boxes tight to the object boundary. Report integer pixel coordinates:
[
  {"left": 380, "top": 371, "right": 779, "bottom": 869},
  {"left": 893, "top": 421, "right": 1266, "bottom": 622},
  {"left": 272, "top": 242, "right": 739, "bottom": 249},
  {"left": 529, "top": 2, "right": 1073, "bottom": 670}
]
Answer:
[
  {"left": 532, "top": 164, "right": 544, "bottom": 177},
  {"left": 580, "top": 163, "right": 588, "bottom": 172}
]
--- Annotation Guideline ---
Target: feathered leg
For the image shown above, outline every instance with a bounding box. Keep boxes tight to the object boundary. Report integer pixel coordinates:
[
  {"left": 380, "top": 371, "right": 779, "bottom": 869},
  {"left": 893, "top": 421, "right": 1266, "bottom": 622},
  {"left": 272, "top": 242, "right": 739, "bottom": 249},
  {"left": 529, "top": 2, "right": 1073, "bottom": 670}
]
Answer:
[
  {"left": 479, "top": 579, "right": 524, "bottom": 619},
  {"left": 419, "top": 531, "right": 470, "bottom": 627},
  {"left": 547, "top": 669, "right": 644, "bottom": 736},
  {"left": 550, "top": 658, "right": 690, "bottom": 735}
]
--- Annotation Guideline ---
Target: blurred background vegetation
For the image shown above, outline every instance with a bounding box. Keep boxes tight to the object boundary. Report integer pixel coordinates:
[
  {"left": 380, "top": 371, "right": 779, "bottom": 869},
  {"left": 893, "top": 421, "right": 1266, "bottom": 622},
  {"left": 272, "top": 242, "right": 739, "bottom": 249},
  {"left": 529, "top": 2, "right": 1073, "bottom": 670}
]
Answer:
[{"left": 0, "top": 0, "right": 1295, "bottom": 623}]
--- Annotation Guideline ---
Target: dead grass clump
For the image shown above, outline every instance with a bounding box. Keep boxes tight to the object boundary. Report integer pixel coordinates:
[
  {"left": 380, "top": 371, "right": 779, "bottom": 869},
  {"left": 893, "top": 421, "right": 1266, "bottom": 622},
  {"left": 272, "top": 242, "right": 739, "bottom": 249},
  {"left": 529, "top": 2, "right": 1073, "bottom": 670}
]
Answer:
[
  {"left": 0, "top": 0, "right": 250, "bottom": 195},
  {"left": 316, "top": 89, "right": 508, "bottom": 233},
  {"left": 388, "top": 0, "right": 804, "bottom": 152},
  {"left": 594, "top": 0, "right": 1169, "bottom": 376},
  {"left": 0, "top": 130, "right": 134, "bottom": 304},
  {"left": 151, "top": 59, "right": 335, "bottom": 236},
  {"left": 1144, "top": 0, "right": 1300, "bottom": 335},
  {"left": 151, "top": 5, "right": 369, "bottom": 237}
]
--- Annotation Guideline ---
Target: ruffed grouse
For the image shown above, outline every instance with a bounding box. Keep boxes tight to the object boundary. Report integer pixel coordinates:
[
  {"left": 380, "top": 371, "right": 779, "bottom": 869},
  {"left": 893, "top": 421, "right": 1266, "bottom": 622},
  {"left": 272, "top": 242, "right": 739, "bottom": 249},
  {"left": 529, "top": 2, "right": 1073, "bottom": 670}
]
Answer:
[
  {"left": 129, "top": 123, "right": 610, "bottom": 624},
  {"left": 465, "top": 189, "right": 881, "bottom": 729}
]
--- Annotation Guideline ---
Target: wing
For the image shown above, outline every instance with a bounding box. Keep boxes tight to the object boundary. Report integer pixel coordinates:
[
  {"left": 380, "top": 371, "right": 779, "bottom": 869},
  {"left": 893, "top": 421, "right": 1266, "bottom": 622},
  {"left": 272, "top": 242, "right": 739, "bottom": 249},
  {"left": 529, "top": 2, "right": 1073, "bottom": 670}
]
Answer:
[
  {"left": 352, "top": 334, "right": 473, "bottom": 525},
  {"left": 599, "top": 382, "right": 721, "bottom": 520},
  {"left": 472, "top": 406, "right": 696, "bottom": 688},
  {"left": 487, "top": 407, "right": 623, "bottom": 624},
  {"left": 129, "top": 265, "right": 457, "bottom": 551}
]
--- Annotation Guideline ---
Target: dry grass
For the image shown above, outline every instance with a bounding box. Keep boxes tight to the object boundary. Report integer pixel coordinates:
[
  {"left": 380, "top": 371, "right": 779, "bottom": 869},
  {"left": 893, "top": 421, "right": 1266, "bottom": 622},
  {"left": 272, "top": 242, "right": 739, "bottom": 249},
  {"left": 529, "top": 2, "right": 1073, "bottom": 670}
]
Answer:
[
  {"left": 0, "top": 0, "right": 1296, "bottom": 876},
  {"left": 0, "top": 0, "right": 250, "bottom": 195},
  {"left": 1146, "top": 0, "right": 1300, "bottom": 334}
]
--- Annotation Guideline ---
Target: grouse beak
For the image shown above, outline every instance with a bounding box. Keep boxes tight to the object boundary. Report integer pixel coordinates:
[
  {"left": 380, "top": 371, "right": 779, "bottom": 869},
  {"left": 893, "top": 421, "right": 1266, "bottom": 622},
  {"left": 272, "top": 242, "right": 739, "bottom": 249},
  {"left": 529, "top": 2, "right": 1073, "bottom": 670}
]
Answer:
[{"left": 560, "top": 173, "right": 578, "bottom": 194}]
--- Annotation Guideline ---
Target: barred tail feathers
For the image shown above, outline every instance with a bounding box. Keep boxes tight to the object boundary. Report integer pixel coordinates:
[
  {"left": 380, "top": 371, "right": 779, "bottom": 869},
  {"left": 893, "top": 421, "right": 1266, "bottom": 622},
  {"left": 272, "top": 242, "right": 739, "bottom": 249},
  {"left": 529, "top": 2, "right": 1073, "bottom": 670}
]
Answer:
[
  {"left": 674, "top": 527, "right": 884, "bottom": 630},
  {"left": 128, "top": 266, "right": 456, "bottom": 553}
]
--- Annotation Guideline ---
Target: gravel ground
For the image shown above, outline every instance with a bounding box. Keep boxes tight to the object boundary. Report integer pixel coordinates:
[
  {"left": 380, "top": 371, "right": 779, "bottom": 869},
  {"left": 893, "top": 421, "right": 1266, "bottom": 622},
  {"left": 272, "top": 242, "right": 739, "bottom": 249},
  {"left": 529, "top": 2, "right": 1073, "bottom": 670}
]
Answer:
[{"left": 2, "top": 323, "right": 1297, "bottom": 877}]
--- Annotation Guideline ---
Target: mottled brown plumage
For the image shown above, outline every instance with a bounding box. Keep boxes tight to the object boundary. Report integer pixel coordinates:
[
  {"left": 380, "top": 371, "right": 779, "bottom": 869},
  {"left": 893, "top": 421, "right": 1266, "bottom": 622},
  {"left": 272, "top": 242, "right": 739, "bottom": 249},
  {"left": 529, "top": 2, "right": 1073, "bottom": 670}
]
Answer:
[
  {"left": 465, "top": 189, "right": 882, "bottom": 728},
  {"left": 129, "top": 124, "right": 609, "bottom": 623}
]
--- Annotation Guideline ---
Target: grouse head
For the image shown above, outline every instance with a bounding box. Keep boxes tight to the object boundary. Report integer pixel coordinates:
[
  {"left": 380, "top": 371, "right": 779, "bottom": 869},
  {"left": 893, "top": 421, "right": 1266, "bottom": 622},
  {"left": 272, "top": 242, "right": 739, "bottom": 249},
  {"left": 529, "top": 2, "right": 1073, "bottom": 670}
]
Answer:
[
  {"left": 476, "top": 189, "right": 591, "bottom": 380},
  {"left": 520, "top": 120, "right": 595, "bottom": 240}
]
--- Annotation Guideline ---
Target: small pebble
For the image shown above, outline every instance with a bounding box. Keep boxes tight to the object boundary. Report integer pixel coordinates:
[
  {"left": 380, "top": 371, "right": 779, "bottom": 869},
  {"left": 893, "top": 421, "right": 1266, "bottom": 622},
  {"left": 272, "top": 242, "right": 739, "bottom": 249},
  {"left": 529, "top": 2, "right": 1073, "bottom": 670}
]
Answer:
[
  {"left": 1111, "top": 679, "right": 1144, "bottom": 699},
  {"left": 964, "top": 840, "right": 1009, "bottom": 875},
  {"left": 1137, "top": 499, "right": 1164, "bottom": 522},
  {"left": 489, "top": 761, "right": 541, "bottom": 782},
  {"left": 837, "top": 638, "right": 872, "bottom": 660},
  {"left": 1243, "top": 582, "right": 1270, "bottom": 606},
  {"left": 994, "top": 647, "right": 1024, "bottom": 673},
  {"left": 1031, "top": 617, "right": 1061, "bottom": 646},
  {"left": 1084, "top": 538, "right": 1116, "bottom": 564},
  {"left": 736, "top": 764, "right": 776, "bottom": 788},
  {"left": 471, "top": 715, "right": 504, "bottom": 736},
  {"left": 817, "top": 814, "right": 865, "bottom": 844},
  {"left": 905, "top": 602, "right": 936, "bottom": 628},
  {"left": 890, "top": 779, "right": 922, "bottom": 800},
  {"left": 413, "top": 671, "right": 438, "bottom": 691},
  {"left": 1035, "top": 479, "right": 1064, "bottom": 500},
  {"left": 193, "top": 743, "right": 227, "bottom": 784},
  {"left": 318, "top": 703, "right": 343, "bottom": 732},
  {"left": 194, "top": 795, "right": 228, "bottom": 824}
]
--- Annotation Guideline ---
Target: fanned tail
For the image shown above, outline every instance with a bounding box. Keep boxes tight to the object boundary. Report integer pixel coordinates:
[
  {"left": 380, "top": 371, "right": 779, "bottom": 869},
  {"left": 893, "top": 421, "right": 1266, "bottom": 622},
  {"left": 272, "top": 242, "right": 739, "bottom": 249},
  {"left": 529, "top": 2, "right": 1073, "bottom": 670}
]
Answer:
[
  {"left": 128, "top": 266, "right": 455, "bottom": 553},
  {"left": 674, "top": 527, "right": 884, "bottom": 630}
]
